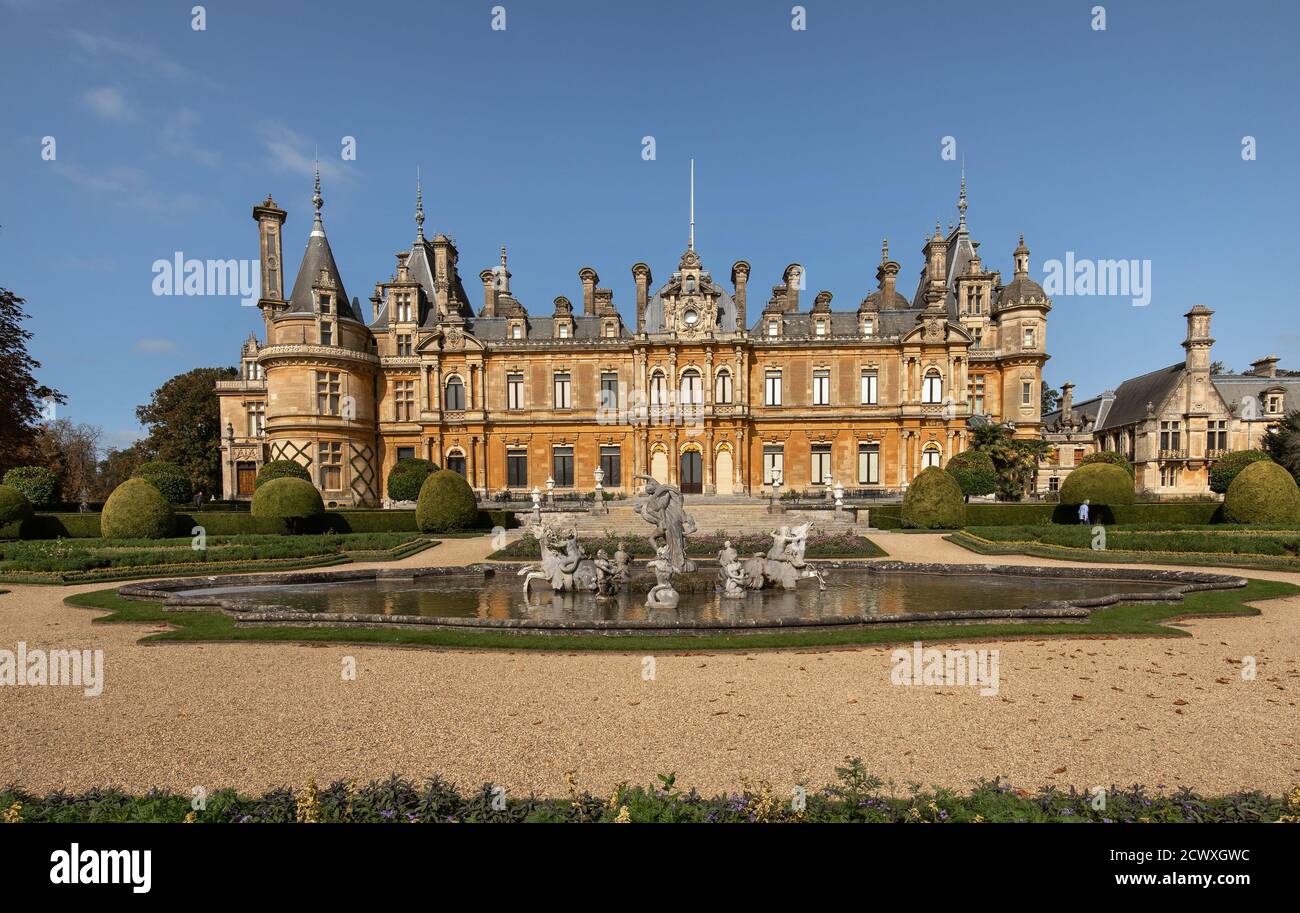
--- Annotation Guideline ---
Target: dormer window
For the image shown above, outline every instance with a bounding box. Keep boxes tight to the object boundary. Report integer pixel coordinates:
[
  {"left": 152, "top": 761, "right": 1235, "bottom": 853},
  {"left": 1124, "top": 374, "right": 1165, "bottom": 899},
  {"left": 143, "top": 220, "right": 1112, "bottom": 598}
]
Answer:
[
  {"left": 1023, "top": 327, "right": 1036, "bottom": 349},
  {"left": 511, "top": 322, "right": 524, "bottom": 340},
  {"left": 1268, "top": 392, "right": 1284, "bottom": 414},
  {"left": 685, "top": 276, "right": 697, "bottom": 294},
  {"left": 603, "top": 320, "right": 618, "bottom": 338},
  {"left": 557, "top": 323, "right": 570, "bottom": 339},
  {"left": 320, "top": 321, "right": 333, "bottom": 346},
  {"left": 768, "top": 321, "right": 779, "bottom": 337},
  {"left": 814, "top": 319, "right": 827, "bottom": 337},
  {"left": 861, "top": 318, "right": 873, "bottom": 337},
  {"left": 320, "top": 294, "right": 333, "bottom": 315},
  {"left": 396, "top": 294, "right": 412, "bottom": 322}
]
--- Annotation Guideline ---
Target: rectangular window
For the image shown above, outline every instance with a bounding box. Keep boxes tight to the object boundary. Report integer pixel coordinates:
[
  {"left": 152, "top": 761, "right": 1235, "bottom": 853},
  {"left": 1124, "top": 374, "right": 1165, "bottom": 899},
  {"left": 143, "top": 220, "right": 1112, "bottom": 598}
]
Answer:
[
  {"left": 506, "top": 450, "right": 528, "bottom": 488},
  {"left": 394, "top": 379, "right": 415, "bottom": 421},
  {"left": 1023, "top": 327, "right": 1036, "bottom": 349},
  {"left": 1021, "top": 381, "right": 1032, "bottom": 407},
  {"left": 557, "top": 323, "right": 570, "bottom": 339},
  {"left": 860, "top": 370, "right": 878, "bottom": 405},
  {"left": 811, "top": 443, "right": 832, "bottom": 484},
  {"left": 318, "top": 442, "right": 342, "bottom": 491},
  {"left": 812, "top": 369, "right": 830, "bottom": 406},
  {"left": 814, "top": 319, "right": 827, "bottom": 337},
  {"left": 861, "top": 318, "right": 873, "bottom": 336},
  {"left": 316, "top": 371, "right": 341, "bottom": 415},
  {"left": 1049, "top": 476, "right": 1060, "bottom": 493},
  {"left": 1160, "top": 421, "right": 1182, "bottom": 453},
  {"left": 762, "top": 445, "right": 784, "bottom": 486},
  {"left": 553, "top": 372, "right": 572, "bottom": 409},
  {"left": 396, "top": 294, "right": 412, "bottom": 322},
  {"left": 857, "top": 442, "right": 880, "bottom": 484},
  {"left": 511, "top": 323, "right": 524, "bottom": 339},
  {"left": 768, "top": 321, "right": 779, "bottom": 337},
  {"left": 552, "top": 446, "right": 574, "bottom": 487},
  {"left": 396, "top": 334, "right": 412, "bottom": 357},
  {"left": 600, "top": 372, "right": 619, "bottom": 411},
  {"left": 968, "top": 376, "right": 985, "bottom": 414},
  {"left": 319, "top": 321, "right": 333, "bottom": 346},
  {"left": 396, "top": 446, "right": 415, "bottom": 461},
  {"left": 599, "top": 445, "right": 621, "bottom": 487},
  {"left": 319, "top": 294, "right": 333, "bottom": 315},
  {"left": 764, "top": 370, "right": 782, "bottom": 406},
  {"left": 507, "top": 373, "right": 524, "bottom": 410},
  {"left": 247, "top": 403, "right": 265, "bottom": 437},
  {"left": 1207, "top": 420, "right": 1228, "bottom": 453}
]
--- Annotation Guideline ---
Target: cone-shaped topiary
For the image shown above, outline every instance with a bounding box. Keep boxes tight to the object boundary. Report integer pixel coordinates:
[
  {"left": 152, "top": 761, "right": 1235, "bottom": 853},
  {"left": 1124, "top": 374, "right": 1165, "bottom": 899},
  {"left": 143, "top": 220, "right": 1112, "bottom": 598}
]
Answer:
[
  {"left": 250, "top": 477, "right": 324, "bottom": 533},
  {"left": 944, "top": 450, "right": 998, "bottom": 499},
  {"left": 1209, "top": 449, "right": 1271, "bottom": 495},
  {"left": 255, "top": 459, "right": 312, "bottom": 488},
  {"left": 901, "top": 466, "right": 966, "bottom": 529},
  {"left": 416, "top": 469, "right": 479, "bottom": 533},
  {"left": 101, "top": 478, "right": 174, "bottom": 539},
  {"left": 1058, "top": 463, "right": 1135, "bottom": 508},
  {"left": 132, "top": 460, "right": 193, "bottom": 504},
  {"left": 0, "top": 484, "right": 34, "bottom": 536},
  {"left": 1223, "top": 459, "right": 1300, "bottom": 525}
]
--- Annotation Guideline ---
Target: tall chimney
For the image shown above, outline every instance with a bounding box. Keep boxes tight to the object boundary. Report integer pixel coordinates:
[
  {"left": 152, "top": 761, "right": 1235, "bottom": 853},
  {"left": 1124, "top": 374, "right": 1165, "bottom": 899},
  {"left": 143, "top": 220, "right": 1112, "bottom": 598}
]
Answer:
[
  {"left": 579, "top": 267, "right": 598, "bottom": 316},
  {"left": 479, "top": 269, "right": 497, "bottom": 317},
  {"left": 731, "top": 260, "right": 750, "bottom": 332},
  {"left": 783, "top": 264, "right": 802, "bottom": 313},
  {"left": 1061, "top": 382, "right": 1075, "bottom": 424},
  {"left": 1250, "top": 355, "right": 1280, "bottom": 378},
  {"left": 632, "top": 263, "right": 651, "bottom": 334}
]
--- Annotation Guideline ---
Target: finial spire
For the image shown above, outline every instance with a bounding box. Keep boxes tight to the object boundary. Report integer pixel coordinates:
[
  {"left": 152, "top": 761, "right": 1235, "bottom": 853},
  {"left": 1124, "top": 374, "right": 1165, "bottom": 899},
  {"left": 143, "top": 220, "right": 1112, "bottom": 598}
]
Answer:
[
  {"left": 310, "top": 149, "right": 324, "bottom": 236},
  {"left": 415, "top": 167, "right": 425, "bottom": 240},
  {"left": 688, "top": 158, "right": 696, "bottom": 251},
  {"left": 881, "top": 238, "right": 889, "bottom": 264},
  {"left": 957, "top": 158, "right": 968, "bottom": 229}
]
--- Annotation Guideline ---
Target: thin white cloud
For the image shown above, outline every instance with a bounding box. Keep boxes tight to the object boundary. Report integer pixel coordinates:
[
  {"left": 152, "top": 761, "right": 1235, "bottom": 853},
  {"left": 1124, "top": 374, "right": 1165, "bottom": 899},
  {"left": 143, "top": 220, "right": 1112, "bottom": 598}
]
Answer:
[
  {"left": 260, "top": 122, "right": 350, "bottom": 183},
  {"left": 51, "top": 163, "right": 199, "bottom": 215},
  {"left": 82, "top": 85, "right": 136, "bottom": 122},
  {"left": 134, "top": 339, "right": 178, "bottom": 354},
  {"left": 66, "top": 28, "right": 209, "bottom": 85},
  {"left": 161, "top": 107, "right": 221, "bottom": 167}
]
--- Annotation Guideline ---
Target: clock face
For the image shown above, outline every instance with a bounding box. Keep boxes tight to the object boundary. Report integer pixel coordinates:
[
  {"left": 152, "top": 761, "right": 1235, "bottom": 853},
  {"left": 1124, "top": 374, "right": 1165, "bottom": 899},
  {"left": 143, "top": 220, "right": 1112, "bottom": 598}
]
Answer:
[{"left": 682, "top": 308, "right": 699, "bottom": 327}]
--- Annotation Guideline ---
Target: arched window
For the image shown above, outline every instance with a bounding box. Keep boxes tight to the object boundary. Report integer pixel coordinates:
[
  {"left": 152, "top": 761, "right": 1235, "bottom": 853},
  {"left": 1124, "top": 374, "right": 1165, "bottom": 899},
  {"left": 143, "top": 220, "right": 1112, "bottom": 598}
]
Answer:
[
  {"left": 922, "top": 368, "right": 943, "bottom": 404},
  {"left": 922, "top": 442, "right": 942, "bottom": 469},
  {"left": 680, "top": 369, "right": 702, "bottom": 406},
  {"left": 650, "top": 370, "right": 667, "bottom": 407},
  {"left": 444, "top": 375, "right": 466, "bottom": 411},
  {"left": 714, "top": 369, "right": 733, "bottom": 404}
]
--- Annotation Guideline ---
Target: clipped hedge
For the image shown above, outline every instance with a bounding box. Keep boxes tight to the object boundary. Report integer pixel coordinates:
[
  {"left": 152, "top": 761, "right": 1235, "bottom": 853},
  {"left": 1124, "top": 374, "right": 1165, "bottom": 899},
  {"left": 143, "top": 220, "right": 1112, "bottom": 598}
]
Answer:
[
  {"left": 944, "top": 450, "right": 998, "bottom": 499},
  {"left": 132, "top": 460, "right": 193, "bottom": 504},
  {"left": 416, "top": 470, "right": 479, "bottom": 533},
  {"left": 255, "top": 460, "right": 311, "bottom": 488},
  {"left": 1223, "top": 460, "right": 1300, "bottom": 525},
  {"left": 2, "top": 466, "right": 60, "bottom": 507},
  {"left": 1210, "top": 450, "right": 1271, "bottom": 495},
  {"left": 1078, "top": 451, "right": 1135, "bottom": 478},
  {"left": 100, "top": 478, "right": 174, "bottom": 540},
  {"left": 0, "top": 485, "right": 34, "bottom": 535},
  {"left": 1058, "top": 463, "right": 1135, "bottom": 514},
  {"left": 251, "top": 478, "right": 325, "bottom": 533},
  {"left": 901, "top": 466, "right": 966, "bottom": 529}
]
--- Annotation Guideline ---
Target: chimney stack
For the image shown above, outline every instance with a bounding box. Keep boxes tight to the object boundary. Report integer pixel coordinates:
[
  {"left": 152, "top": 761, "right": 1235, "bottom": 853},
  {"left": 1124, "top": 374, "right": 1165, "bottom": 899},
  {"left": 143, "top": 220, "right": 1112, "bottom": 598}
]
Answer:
[
  {"left": 1061, "top": 382, "right": 1075, "bottom": 424},
  {"left": 731, "top": 261, "right": 750, "bottom": 332},
  {"left": 783, "top": 264, "right": 802, "bottom": 313},
  {"left": 631, "top": 263, "right": 651, "bottom": 334},
  {"left": 579, "top": 267, "right": 598, "bottom": 316},
  {"left": 1250, "top": 355, "right": 1280, "bottom": 378}
]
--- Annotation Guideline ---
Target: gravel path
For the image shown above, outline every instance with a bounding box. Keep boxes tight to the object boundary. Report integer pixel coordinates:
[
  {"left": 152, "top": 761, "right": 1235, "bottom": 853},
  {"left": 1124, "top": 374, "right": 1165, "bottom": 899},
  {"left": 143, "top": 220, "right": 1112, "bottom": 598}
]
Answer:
[{"left": 0, "top": 533, "right": 1296, "bottom": 798}]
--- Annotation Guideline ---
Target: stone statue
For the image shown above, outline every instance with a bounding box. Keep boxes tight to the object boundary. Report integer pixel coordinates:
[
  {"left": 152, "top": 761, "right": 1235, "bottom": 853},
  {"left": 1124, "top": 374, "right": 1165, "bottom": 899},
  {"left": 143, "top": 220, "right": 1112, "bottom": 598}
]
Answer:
[
  {"left": 613, "top": 544, "right": 632, "bottom": 587},
  {"left": 744, "top": 523, "right": 827, "bottom": 591},
  {"left": 593, "top": 548, "right": 619, "bottom": 597},
  {"left": 716, "top": 539, "right": 737, "bottom": 589},
  {"left": 518, "top": 525, "right": 599, "bottom": 598},
  {"left": 633, "top": 475, "right": 696, "bottom": 573},
  {"left": 720, "top": 557, "right": 747, "bottom": 598},
  {"left": 645, "top": 545, "right": 680, "bottom": 610}
]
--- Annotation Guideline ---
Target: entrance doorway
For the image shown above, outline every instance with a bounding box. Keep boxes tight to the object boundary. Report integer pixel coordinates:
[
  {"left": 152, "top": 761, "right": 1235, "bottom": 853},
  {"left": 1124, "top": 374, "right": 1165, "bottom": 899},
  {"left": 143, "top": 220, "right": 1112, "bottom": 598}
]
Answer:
[
  {"left": 679, "top": 450, "right": 702, "bottom": 494},
  {"left": 236, "top": 462, "right": 257, "bottom": 497}
]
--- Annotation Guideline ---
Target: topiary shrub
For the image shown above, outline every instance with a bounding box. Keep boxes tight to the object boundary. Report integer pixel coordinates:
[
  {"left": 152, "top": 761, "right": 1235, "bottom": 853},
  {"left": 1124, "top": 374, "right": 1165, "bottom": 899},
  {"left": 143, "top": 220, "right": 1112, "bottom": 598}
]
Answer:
[
  {"left": 1210, "top": 450, "right": 1271, "bottom": 495},
  {"left": 387, "top": 458, "right": 438, "bottom": 501},
  {"left": 250, "top": 477, "right": 324, "bottom": 534},
  {"left": 131, "top": 460, "right": 193, "bottom": 504},
  {"left": 2, "top": 466, "right": 60, "bottom": 507},
  {"left": 255, "top": 460, "right": 312, "bottom": 488},
  {"left": 0, "top": 485, "right": 34, "bottom": 537},
  {"left": 944, "top": 450, "right": 997, "bottom": 500},
  {"left": 1223, "top": 460, "right": 1300, "bottom": 525},
  {"left": 416, "top": 469, "right": 479, "bottom": 533},
  {"left": 101, "top": 478, "right": 175, "bottom": 539},
  {"left": 1058, "top": 463, "right": 1135, "bottom": 510},
  {"left": 1078, "top": 451, "right": 1135, "bottom": 478},
  {"left": 901, "top": 466, "right": 966, "bottom": 529}
]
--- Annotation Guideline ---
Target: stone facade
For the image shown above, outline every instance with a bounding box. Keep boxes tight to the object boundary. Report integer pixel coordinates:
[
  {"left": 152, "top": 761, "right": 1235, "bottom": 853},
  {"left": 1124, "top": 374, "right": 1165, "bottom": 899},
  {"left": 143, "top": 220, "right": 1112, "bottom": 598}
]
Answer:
[{"left": 218, "top": 173, "right": 1049, "bottom": 505}]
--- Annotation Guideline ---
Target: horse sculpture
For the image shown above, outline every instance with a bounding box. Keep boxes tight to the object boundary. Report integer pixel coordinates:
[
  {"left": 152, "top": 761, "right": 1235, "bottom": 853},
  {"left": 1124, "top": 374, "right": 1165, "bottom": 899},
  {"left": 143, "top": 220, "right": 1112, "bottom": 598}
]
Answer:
[
  {"left": 518, "top": 525, "right": 599, "bottom": 599},
  {"left": 736, "top": 522, "right": 827, "bottom": 592}
]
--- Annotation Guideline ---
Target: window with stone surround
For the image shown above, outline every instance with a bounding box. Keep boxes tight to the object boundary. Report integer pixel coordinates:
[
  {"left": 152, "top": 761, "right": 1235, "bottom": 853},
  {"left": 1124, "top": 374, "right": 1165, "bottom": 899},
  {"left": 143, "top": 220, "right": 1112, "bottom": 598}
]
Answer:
[
  {"left": 922, "top": 369, "right": 942, "bottom": 404},
  {"left": 507, "top": 373, "right": 524, "bottom": 410},
  {"left": 813, "top": 369, "right": 831, "bottom": 406},
  {"left": 316, "top": 371, "right": 341, "bottom": 415},
  {"left": 444, "top": 375, "right": 466, "bottom": 411},
  {"left": 553, "top": 372, "right": 572, "bottom": 410},
  {"left": 318, "top": 442, "right": 342, "bottom": 490},
  {"left": 860, "top": 370, "right": 878, "bottom": 405},
  {"left": 715, "top": 369, "right": 732, "bottom": 404},
  {"left": 765, "top": 370, "right": 782, "bottom": 406},
  {"left": 394, "top": 379, "right": 415, "bottom": 421}
]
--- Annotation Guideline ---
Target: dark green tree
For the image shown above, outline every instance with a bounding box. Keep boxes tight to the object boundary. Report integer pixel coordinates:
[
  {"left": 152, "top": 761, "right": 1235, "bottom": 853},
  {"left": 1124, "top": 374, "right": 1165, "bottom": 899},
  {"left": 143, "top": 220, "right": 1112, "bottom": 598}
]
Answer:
[
  {"left": 971, "top": 423, "right": 1053, "bottom": 501},
  {"left": 0, "top": 287, "right": 64, "bottom": 475},
  {"left": 1261, "top": 410, "right": 1300, "bottom": 482},
  {"left": 135, "top": 367, "right": 236, "bottom": 496}
]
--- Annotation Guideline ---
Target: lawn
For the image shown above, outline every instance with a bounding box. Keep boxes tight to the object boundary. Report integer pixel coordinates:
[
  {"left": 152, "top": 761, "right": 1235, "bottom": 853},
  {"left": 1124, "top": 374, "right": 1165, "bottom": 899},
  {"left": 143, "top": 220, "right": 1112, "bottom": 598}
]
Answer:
[
  {"left": 952, "top": 525, "right": 1300, "bottom": 571},
  {"left": 0, "top": 532, "right": 436, "bottom": 584},
  {"left": 65, "top": 575, "right": 1297, "bottom": 652}
]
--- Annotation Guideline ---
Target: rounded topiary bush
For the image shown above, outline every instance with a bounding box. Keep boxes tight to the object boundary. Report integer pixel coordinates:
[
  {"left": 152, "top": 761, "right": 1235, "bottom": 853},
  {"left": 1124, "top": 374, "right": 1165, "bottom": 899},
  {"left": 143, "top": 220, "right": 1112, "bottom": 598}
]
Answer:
[
  {"left": 2, "top": 466, "right": 60, "bottom": 507},
  {"left": 1210, "top": 450, "right": 1271, "bottom": 495},
  {"left": 101, "top": 478, "right": 174, "bottom": 539},
  {"left": 944, "top": 450, "right": 997, "bottom": 500},
  {"left": 901, "top": 466, "right": 966, "bottom": 529},
  {"left": 0, "top": 485, "right": 34, "bottom": 536},
  {"left": 1223, "top": 460, "right": 1300, "bottom": 525},
  {"left": 416, "top": 469, "right": 479, "bottom": 533},
  {"left": 1078, "top": 450, "right": 1135, "bottom": 478},
  {"left": 132, "top": 460, "right": 193, "bottom": 504},
  {"left": 255, "top": 459, "right": 312, "bottom": 488},
  {"left": 387, "top": 458, "right": 438, "bottom": 501},
  {"left": 1058, "top": 463, "right": 1135, "bottom": 508},
  {"left": 250, "top": 477, "right": 324, "bottom": 533}
]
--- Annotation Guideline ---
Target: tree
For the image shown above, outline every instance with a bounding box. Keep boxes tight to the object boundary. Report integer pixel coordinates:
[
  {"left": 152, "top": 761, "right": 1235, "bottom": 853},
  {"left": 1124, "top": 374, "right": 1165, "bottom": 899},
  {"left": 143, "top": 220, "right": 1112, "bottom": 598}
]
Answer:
[
  {"left": 0, "top": 287, "right": 64, "bottom": 475},
  {"left": 96, "top": 442, "right": 150, "bottom": 500},
  {"left": 944, "top": 450, "right": 997, "bottom": 500},
  {"left": 1040, "top": 385, "right": 1061, "bottom": 415},
  {"left": 971, "top": 423, "right": 1053, "bottom": 501},
  {"left": 27, "top": 419, "right": 102, "bottom": 503},
  {"left": 135, "top": 367, "right": 236, "bottom": 495},
  {"left": 1209, "top": 360, "right": 1227, "bottom": 375},
  {"left": 1261, "top": 410, "right": 1300, "bottom": 483}
]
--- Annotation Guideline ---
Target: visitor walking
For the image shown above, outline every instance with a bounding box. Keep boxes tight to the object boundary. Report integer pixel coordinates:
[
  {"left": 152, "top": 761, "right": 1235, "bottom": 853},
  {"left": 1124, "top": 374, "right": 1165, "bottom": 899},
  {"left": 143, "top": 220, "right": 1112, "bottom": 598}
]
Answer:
[{"left": 1078, "top": 499, "right": 1090, "bottom": 525}]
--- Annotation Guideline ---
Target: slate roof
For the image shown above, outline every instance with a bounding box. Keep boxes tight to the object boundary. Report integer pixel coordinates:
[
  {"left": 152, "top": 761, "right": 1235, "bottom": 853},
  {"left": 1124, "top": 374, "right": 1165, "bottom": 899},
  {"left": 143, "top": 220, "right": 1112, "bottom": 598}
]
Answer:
[
  {"left": 1212, "top": 373, "right": 1300, "bottom": 416},
  {"left": 645, "top": 269, "right": 737, "bottom": 333},
  {"left": 1095, "top": 363, "right": 1185, "bottom": 430},
  {"left": 748, "top": 309, "right": 930, "bottom": 338},
  {"left": 285, "top": 215, "right": 357, "bottom": 320},
  {"left": 464, "top": 315, "right": 631, "bottom": 340}
]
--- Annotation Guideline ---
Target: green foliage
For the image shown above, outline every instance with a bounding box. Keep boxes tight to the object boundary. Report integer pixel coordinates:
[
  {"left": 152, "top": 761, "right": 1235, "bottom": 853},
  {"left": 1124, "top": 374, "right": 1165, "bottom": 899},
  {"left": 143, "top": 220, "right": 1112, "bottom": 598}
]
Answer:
[
  {"left": 1058, "top": 463, "right": 1135, "bottom": 508},
  {"left": 965, "top": 524, "right": 1300, "bottom": 557},
  {"left": 134, "top": 366, "right": 237, "bottom": 495},
  {"left": 0, "top": 287, "right": 64, "bottom": 477},
  {"left": 1223, "top": 460, "right": 1300, "bottom": 525},
  {"left": 100, "top": 478, "right": 174, "bottom": 540},
  {"left": 0, "top": 485, "right": 34, "bottom": 533},
  {"left": 970, "top": 424, "right": 1052, "bottom": 500},
  {"left": 387, "top": 458, "right": 438, "bottom": 501},
  {"left": 1210, "top": 449, "right": 1271, "bottom": 494},
  {"left": 944, "top": 450, "right": 997, "bottom": 499},
  {"left": 1078, "top": 450, "right": 1135, "bottom": 478},
  {"left": 3, "top": 465, "right": 61, "bottom": 506},
  {"left": 416, "top": 470, "right": 479, "bottom": 533},
  {"left": 901, "top": 466, "right": 966, "bottom": 529},
  {"left": 1261, "top": 409, "right": 1300, "bottom": 482},
  {"left": 132, "top": 460, "right": 193, "bottom": 504},
  {"left": 255, "top": 460, "right": 311, "bottom": 488},
  {"left": 251, "top": 478, "right": 325, "bottom": 533}
]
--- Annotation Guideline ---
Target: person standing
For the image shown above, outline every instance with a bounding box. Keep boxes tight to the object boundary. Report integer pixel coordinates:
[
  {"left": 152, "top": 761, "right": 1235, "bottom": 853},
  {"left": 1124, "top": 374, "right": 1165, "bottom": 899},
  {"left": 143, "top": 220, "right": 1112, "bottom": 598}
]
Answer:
[{"left": 1078, "top": 498, "right": 1090, "bottom": 525}]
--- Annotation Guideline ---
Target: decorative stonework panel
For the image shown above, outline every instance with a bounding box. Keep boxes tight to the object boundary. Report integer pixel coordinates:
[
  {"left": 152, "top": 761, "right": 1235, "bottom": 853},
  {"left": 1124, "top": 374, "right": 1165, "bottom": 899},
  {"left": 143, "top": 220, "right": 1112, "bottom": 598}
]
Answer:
[{"left": 350, "top": 443, "right": 377, "bottom": 505}]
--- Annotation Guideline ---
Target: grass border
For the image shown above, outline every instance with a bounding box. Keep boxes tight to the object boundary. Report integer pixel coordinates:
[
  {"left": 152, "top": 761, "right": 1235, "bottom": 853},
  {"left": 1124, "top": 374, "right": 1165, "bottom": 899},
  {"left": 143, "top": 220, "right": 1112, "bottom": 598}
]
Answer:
[
  {"left": 948, "top": 530, "right": 1300, "bottom": 572},
  {"left": 63, "top": 575, "right": 1298, "bottom": 652}
]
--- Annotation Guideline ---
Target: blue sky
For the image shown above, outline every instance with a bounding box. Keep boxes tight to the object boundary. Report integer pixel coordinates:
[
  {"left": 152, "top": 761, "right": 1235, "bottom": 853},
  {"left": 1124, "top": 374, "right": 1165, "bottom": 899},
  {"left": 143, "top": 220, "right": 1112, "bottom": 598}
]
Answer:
[{"left": 1, "top": 0, "right": 1297, "bottom": 449}]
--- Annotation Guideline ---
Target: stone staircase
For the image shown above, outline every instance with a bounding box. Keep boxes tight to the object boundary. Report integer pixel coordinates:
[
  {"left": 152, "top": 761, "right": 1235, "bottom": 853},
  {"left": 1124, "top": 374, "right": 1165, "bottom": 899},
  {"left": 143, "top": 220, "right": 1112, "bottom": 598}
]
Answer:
[{"left": 514, "top": 496, "right": 873, "bottom": 537}]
